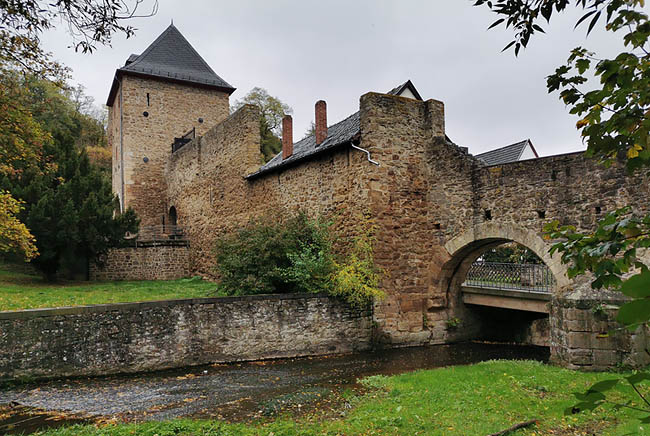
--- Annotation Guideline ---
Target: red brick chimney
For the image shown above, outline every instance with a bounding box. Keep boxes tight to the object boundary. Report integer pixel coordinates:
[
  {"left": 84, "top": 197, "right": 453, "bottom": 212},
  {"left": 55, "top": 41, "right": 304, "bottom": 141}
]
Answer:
[
  {"left": 282, "top": 114, "right": 293, "bottom": 159},
  {"left": 315, "top": 100, "right": 327, "bottom": 146}
]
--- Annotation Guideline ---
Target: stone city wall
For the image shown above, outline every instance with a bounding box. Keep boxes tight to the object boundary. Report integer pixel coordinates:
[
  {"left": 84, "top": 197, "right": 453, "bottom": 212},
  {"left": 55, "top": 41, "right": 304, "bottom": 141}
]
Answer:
[
  {"left": 89, "top": 244, "right": 190, "bottom": 281},
  {"left": 0, "top": 294, "right": 372, "bottom": 381}
]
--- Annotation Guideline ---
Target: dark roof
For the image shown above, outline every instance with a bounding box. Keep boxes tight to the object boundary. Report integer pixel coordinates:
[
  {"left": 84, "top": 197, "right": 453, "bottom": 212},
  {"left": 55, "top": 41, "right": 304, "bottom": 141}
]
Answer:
[
  {"left": 247, "top": 111, "right": 361, "bottom": 179},
  {"left": 247, "top": 80, "right": 424, "bottom": 179},
  {"left": 107, "top": 24, "right": 235, "bottom": 106},
  {"left": 387, "top": 80, "right": 423, "bottom": 101},
  {"left": 474, "top": 139, "right": 538, "bottom": 166}
]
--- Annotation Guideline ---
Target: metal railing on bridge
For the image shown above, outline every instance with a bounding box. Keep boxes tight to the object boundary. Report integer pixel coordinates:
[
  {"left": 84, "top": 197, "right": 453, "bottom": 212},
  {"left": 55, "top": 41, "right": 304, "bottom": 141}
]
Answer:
[{"left": 463, "top": 261, "right": 555, "bottom": 293}]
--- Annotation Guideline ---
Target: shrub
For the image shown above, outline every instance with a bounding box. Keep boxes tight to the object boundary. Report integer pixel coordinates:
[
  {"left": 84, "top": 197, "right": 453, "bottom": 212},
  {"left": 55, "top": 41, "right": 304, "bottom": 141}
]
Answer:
[
  {"left": 213, "top": 210, "right": 385, "bottom": 308},
  {"left": 214, "top": 211, "right": 334, "bottom": 295},
  {"left": 330, "top": 217, "right": 385, "bottom": 309}
]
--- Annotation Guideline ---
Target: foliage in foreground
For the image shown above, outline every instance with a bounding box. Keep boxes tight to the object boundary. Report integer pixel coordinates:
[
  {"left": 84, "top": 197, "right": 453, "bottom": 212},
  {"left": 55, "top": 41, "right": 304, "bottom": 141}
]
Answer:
[
  {"left": 476, "top": 0, "right": 650, "bottom": 424},
  {"left": 30, "top": 361, "right": 650, "bottom": 436},
  {"left": 0, "top": 267, "right": 215, "bottom": 311},
  {"left": 214, "top": 211, "right": 384, "bottom": 308}
]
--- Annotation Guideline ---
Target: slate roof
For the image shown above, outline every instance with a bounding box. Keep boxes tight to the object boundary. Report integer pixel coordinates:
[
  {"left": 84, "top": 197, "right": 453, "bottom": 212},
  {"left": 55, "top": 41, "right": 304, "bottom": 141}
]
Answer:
[
  {"left": 107, "top": 24, "right": 235, "bottom": 106},
  {"left": 247, "top": 111, "right": 361, "bottom": 179},
  {"left": 246, "top": 81, "right": 424, "bottom": 179},
  {"left": 474, "top": 139, "right": 537, "bottom": 166}
]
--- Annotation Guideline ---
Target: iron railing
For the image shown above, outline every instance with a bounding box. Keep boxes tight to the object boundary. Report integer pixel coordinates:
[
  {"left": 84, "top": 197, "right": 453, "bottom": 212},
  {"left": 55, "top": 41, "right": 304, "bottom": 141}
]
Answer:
[
  {"left": 172, "top": 127, "right": 195, "bottom": 153},
  {"left": 134, "top": 225, "right": 186, "bottom": 242},
  {"left": 463, "top": 261, "right": 555, "bottom": 293}
]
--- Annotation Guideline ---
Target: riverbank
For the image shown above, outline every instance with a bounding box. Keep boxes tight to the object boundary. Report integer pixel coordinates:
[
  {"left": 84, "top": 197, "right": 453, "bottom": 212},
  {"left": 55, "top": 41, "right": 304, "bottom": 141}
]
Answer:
[{"left": 7, "top": 359, "right": 646, "bottom": 436}]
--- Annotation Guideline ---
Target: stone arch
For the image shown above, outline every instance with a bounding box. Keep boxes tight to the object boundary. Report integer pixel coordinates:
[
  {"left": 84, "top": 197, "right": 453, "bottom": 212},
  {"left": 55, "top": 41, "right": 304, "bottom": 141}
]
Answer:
[{"left": 441, "top": 222, "right": 569, "bottom": 298}]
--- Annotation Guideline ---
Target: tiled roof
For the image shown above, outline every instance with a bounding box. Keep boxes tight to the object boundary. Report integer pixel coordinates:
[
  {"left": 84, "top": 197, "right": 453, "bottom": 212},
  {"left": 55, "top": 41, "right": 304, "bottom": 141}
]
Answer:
[
  {"left": 107, "top": 24, "right": 234, "bottom": 105},
  {"left": 475, "top": 139, "right": 535, "bottom": 166},
  {"left": 246, "top": 81, "right": 423, "bottom": 179}
]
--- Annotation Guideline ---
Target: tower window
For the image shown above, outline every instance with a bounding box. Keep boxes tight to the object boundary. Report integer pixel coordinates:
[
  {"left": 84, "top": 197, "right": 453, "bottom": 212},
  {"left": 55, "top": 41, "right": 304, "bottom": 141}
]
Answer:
[{"left": 146, "top": 93, "right": 150, "bottom": 106}]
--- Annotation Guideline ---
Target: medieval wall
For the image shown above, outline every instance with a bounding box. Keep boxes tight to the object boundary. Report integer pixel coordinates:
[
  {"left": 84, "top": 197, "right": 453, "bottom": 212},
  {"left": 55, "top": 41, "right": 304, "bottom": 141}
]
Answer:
[
  {"left": 0, "top": 294, "right": 372, "bottom": 381},
  {"left": 165, "top": 104, "right": 374, "bottom": 276},
  {"left": 115, "top": 75, "right": 230, "bottom": 226},
  {"left": 89, "top": 244, "right": 190, "bottom": 281}
]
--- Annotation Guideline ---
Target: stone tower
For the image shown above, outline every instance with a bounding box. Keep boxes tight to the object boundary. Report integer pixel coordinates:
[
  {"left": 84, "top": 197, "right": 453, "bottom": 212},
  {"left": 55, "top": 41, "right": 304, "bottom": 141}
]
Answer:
[{"left": 106, "top": 24, "right": 235, "bottom": 226}]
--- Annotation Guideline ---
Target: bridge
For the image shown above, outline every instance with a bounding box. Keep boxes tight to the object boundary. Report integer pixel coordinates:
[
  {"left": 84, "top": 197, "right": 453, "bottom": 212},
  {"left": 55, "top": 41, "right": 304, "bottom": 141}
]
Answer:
[{"left": 461, "top": 261, "right": 553, "bottom": 314}]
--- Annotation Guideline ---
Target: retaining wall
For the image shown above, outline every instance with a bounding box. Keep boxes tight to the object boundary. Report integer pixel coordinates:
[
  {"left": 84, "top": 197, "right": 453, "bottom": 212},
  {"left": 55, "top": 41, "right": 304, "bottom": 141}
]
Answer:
[
  {"left": 89, "top": 244, "right": 190, "bottom": 281},
  {"left": 0, "top": 294, "right": 372, "bottom": 381}
]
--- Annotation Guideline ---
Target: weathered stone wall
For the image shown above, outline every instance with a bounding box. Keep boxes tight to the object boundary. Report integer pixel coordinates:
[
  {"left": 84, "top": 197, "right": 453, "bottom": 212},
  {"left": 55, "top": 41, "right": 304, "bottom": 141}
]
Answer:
[
  {"left": 0, "top": 294, "right": 372, "bottom": 381},
  {"left": 165, "top": 104, "right": 373, "bottom": 276},
  {"left": 551, "top": 295, "right": 650, "bottom": 370},
  {"left": 110, "top": 75, "right": 230, "bottom": 225},
  {"left": 89, "top": 244, "right": 190, "bottom": 281}
]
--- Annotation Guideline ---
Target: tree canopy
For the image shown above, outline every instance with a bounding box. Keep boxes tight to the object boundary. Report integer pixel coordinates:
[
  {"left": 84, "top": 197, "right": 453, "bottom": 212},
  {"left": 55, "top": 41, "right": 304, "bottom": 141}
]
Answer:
[
  {"left": 0, "top": 73, "right": 138, "bottom": 278},
  {"left": 232, "top": 87, "right": 293, "bottom": 162},
  {"left": 1, "top": 0, "right": 158, "bottom": 80}
]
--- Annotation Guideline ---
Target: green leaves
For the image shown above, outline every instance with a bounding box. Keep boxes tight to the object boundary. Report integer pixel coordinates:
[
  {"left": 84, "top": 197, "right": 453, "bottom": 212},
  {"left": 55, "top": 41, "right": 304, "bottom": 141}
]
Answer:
[{"left": 621, "top": 270, "right": 650, "bottom": 298}]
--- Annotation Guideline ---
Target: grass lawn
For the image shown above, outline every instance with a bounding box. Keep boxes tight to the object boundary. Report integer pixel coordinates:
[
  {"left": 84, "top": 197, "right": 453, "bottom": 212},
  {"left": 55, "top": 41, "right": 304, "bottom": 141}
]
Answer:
[
  {"left": 31, "top": 360, "right": 649, "bottom": 436},
  {"left": 0, "top": 267, "right": 217, "bottom": 311}
]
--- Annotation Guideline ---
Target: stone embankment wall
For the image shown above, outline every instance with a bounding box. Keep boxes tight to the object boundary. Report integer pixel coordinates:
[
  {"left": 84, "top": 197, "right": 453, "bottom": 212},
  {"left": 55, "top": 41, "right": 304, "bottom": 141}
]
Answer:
[
  {"left": 0, "top": 294, "right": 372, "bottom": 381},
  {"left": 89, "top": 244, "right": 190, "bottom": 281}
]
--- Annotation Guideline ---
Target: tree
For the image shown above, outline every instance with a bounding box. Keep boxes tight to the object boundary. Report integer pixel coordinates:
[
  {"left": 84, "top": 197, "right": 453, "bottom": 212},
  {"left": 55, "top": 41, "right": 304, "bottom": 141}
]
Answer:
[
  {"left": 232, "top": 87, "right": 292, "bottom": 162},
  {"left": 0, "top": 191, "right": 37, "bottom": 260},
  {"left": 1, "top": 74, "right": 138, "bottom": 279},
  {"left": 1, "top": 0, "right": 158, "bottom": 81},
  {"left": 474, "top": 0, "right": 650, "bottom": 423}
]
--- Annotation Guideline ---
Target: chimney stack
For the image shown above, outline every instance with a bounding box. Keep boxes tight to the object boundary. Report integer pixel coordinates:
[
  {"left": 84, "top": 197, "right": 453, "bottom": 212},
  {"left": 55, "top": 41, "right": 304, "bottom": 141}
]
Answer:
[
  {"left": 315, "top": 100, "right": 327, "bottom": 146},
  {"left": 282, "top": 114, "right": 293, "bottom": 159}
]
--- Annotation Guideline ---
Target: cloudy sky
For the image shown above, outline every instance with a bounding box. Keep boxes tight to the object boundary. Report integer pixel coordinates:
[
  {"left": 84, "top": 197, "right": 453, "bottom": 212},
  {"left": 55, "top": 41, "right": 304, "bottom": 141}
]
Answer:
[{"left": 42, "top": 0, "right": 631, "bottom": 156}]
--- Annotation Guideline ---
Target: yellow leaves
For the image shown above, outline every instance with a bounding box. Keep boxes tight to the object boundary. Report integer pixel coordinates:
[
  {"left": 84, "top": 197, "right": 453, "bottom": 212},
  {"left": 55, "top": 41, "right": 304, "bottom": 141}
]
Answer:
[
  {"left": 627, "top": 143, "right": 643, "bottom": 159},
  {"left": 576, "top": 118, "right": 590, "bottom": 129},
  {"left": 0, "top": 191, "right": 38, "bottom": 260}
]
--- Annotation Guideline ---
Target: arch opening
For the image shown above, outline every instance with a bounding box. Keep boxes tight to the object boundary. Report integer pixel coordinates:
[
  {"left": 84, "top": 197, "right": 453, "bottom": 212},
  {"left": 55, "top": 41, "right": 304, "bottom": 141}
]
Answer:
[
  {"left": 440, "top": 226, "right": 563, "bottom": 351},
  {"left": 168, "top": 206, "right": 178, "bottom": 227}
]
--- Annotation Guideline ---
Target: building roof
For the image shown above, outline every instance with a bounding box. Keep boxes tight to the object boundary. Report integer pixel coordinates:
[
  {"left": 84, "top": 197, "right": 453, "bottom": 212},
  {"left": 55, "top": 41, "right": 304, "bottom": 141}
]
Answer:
[
  {"left": 107, "top": 24, "right": 235, "bottom": 106},
  {"left": 247, "top": 81, "right": 425, "bottom": 179},
  {"left": 474, "top": 139, "right": 538, "bottom": 166}
]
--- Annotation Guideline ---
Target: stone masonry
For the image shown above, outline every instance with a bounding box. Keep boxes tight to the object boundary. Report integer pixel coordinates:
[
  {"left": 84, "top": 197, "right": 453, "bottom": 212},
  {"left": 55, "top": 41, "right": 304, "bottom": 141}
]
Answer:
[
  {"left": 0, "top": 294, "right": 371, "bottom": 381},
  {"left": 105, "top": 25, "right": 650, "bottom": 370},
  {"left": 89, "top": 244, "right": 190, "bottom": 281}
]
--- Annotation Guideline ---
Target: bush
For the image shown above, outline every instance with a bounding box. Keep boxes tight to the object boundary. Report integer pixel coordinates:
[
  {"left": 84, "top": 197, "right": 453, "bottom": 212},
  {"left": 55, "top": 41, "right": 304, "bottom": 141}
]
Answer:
[
  {"left": 214, "top": 211, "right": 334, "bottom": 295},
  {"left": 213, "top": 211, "right": 385, "bottom": 308}
]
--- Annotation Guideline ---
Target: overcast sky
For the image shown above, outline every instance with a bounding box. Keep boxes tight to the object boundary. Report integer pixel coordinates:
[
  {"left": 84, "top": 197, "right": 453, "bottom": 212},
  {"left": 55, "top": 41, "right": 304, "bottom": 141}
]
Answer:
[{"left": 41, "top": 0, "right": 636, "bottom": 156}]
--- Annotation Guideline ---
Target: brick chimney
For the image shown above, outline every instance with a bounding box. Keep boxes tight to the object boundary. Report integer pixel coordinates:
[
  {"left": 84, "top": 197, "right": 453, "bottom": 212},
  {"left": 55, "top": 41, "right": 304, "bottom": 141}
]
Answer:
[
  {"left": 282, "top": 115, "right": 293, "bottom": 159},
  {"left": 315, "top": 100, "right": 327, "bottom": 146}
]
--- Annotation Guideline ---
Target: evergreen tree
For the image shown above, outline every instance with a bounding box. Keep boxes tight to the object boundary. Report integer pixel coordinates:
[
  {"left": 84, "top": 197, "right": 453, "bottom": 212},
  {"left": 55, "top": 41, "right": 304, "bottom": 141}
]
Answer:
[{"left": 1, "top": 74, "right": 138, "bottom": 279}]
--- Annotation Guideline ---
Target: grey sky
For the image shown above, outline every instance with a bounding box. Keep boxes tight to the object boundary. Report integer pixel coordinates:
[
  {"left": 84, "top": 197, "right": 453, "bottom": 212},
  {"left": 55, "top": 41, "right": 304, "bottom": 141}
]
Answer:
[{"left": 41, "top": 0, "right": 631, "bottom": 156}]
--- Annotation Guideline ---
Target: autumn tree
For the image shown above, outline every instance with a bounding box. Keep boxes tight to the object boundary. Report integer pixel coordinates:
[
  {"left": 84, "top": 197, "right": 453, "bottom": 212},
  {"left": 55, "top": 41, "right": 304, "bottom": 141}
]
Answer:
[
  {"left": 1, "top": 0, "right": 158, "bottom": 81},
  {"left": 232, "top": 87, "right": 293, "bottom": 162},
  {"left": 1, "top": 75, "right": 138, "bottom": 279},
  {"left": 474, "top": 0, "right": 649, "bottom": 421}
]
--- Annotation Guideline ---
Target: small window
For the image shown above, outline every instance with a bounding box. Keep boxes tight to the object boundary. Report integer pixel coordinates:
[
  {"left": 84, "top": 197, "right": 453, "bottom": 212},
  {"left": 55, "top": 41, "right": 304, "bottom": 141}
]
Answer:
[
  {"left": 484, "top": 209, "right": 492, "bottom": 221},
  {"left": 537, "top": 210, "right": 546, "bottom": 219},
  {"left": 146, "top": 93, "right": 150, "bottom": 106}
]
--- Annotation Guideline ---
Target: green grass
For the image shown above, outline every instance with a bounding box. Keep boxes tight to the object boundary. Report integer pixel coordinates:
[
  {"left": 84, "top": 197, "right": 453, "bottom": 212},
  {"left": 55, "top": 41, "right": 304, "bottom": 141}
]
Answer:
[
  {"left": 0, "top": 267, "right": 217, "bottom": 311},
  {"left": 30, "top": 360, "right": 650, "bottom": 435}
]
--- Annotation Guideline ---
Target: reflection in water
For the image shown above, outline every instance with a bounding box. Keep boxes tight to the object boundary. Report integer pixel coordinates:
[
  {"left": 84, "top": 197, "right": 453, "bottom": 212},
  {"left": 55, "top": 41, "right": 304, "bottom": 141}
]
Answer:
[{"left": 0, "top": 342, "right": 548, "bottom": 434}]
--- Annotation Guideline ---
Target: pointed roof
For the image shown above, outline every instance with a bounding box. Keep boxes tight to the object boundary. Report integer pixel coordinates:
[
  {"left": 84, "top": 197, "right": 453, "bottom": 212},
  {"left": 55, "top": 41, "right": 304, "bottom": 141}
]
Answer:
[
  {"left": 387, "top": 80, "right": 423, "bottom": 101},
  {"left": 107, "top": 24, "right": 235, "bottom": 105},
  {"left": 475, "top": 139, "right": 539, "bottom": 166}
]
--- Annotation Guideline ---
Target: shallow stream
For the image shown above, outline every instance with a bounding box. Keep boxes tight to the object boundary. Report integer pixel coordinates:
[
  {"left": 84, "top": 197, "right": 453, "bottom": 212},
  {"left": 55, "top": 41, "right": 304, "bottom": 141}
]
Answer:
[{"left": 0, "top": 342, "right": 549, "bottom": 434}]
